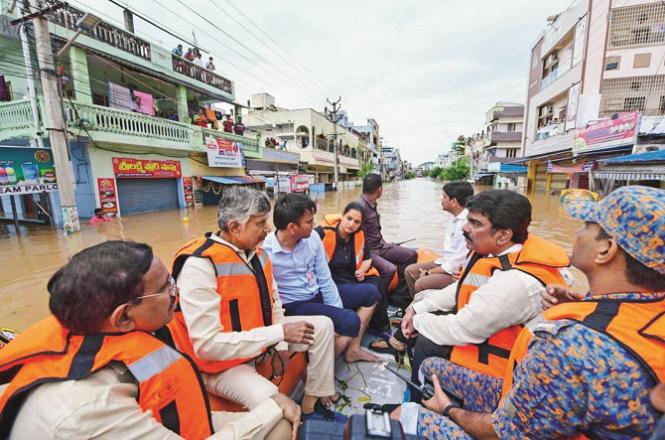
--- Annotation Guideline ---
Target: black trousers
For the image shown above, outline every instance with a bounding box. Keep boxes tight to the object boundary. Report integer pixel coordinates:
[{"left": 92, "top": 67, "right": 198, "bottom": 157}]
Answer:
[{"left": 409, "top": 334, "right": 452, "bottom": 402}]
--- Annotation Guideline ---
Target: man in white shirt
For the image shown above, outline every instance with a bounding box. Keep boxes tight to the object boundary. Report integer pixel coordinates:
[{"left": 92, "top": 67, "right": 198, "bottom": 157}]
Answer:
[
  {"left": 170, "top": 187, "right": 343, "bottom": 424},
  {"left": 1, "top": 240, "right": 296, "bottom": 440},
  {"left": 404, "top": 181, "right": 473, "bottom": 297},
  {"left": 400, "top": 190, "right": 570, "bottom": 401}
]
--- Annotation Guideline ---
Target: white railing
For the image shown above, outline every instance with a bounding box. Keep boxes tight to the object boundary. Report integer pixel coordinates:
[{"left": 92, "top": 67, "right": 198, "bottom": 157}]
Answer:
[{"left": 0, "top": 100, "right": 35, "bottom": 132}]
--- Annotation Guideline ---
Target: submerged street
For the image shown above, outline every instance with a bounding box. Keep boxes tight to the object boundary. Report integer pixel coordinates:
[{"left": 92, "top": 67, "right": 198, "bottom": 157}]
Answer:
[{"left": 0, "top": 179, "right": 587, "bottom": 332}]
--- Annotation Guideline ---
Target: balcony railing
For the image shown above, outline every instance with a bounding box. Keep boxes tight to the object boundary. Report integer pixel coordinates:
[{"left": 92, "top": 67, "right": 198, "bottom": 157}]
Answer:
[
  {"left": 0, "top": 100, "right": 36, "bottom": 139},
  {"left": 49, "top": 4, "right": 151, "bottom": 61},
  {"left": 172, "top": 55, "right": 233, "bottom": 94},
  {"left": 0, "top": 100, "right": 259, "bottom": 156},
  {"left": 489, "top": 131, "right": 522, "bottom": 143},
  {"left": 65, "top": 101, "right": 190, "bottom": 144}
]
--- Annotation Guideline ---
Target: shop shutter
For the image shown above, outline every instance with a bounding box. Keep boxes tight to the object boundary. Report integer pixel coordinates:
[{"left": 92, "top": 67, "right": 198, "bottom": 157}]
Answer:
[{"left": 116, "top": 178, "right": 179, "bottom": 215}]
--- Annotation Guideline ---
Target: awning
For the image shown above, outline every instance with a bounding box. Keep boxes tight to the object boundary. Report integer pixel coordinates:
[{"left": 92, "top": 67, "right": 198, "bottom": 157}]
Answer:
[
  {"left": 600, "top": 149, "right": 665, "bottom": 164},
  {"left": 500, "top": 164, "right": 528, "bottom": 173},
  {"left": 202, "top": 176, "right": 265, "bottom": 185},
  {"left": 594, "top": 163, "right": 665, "bottom": 180}
]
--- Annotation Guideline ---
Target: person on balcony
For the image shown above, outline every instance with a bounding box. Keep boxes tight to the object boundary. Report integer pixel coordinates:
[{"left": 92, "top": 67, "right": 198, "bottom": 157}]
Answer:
[
  {"left": 223, "top": 115, "right": 234, "bottom": 133},
  {"left": 193, "top": 109, "right": 209, "bottom": 128},
  {"left": 185, "top": 47, "right": 195, "bottom": 61},
  {"left": 234, "top": 117, "right": 245, "bottom": 136},
  {"left": 207, "top": 57, "right": 216, "bottom": 71},
  {"left": 172, "top": 44, "right": 183, "bottom": 57}
]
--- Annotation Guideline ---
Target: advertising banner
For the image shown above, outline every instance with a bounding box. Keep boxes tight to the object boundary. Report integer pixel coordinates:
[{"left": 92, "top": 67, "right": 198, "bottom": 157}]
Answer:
[
  {"left": 112, "top": 157, "right": 182, "bottom": 178},
  {"left": 205, "top": 135, "right": 245, "bottom": 168},
  {"left": 572, "top": 111, "right": 638, "bottom": 155},
  {"left": 97, "top": 178, "right": 118, "bottom": 215},
  {"left": 290, "top": 174, "right": 312, "bottom": 193},
  {"left": 0, "top": 147, "right": 58, "bottom": 195},
  {"left": 183, "top": 176, "right": 195, "bottom": 207}
]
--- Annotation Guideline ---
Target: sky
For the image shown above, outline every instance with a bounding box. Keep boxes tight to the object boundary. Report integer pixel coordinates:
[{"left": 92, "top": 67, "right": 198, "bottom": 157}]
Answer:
[{"left": 67, "top": 0, "right": 574, "bottom": 166}]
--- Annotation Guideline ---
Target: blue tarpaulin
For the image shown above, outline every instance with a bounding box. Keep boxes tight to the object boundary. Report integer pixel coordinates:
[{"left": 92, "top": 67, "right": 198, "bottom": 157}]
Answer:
[{"left": 601, "top": 150, "right": 665, "bottom": 164}]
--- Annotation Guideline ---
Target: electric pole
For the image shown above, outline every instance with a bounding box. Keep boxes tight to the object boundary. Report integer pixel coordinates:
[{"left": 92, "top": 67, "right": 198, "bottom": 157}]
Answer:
[
  {"left": 29, "top": 1, "right": 80, "bottom": 233},
  {"left": 326, "top": 97, "right": 341, "bottom": 190}
]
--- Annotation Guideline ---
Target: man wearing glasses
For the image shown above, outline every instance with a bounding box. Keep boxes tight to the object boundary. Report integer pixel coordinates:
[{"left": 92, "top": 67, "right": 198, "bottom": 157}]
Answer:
[{"left": 0, "top": 240, "right": 296, "bottom": 439}]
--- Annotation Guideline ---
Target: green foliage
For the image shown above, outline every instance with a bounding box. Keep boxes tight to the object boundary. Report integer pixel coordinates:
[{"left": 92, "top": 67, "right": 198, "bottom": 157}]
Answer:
[
  {"left": 426, "top": 158, "right": 470, "bottom": 181},
  {"left": 403, "top": 170, "right": 416, "bottom": 179},
  {"left": 357, "top": 161, "right": 374, "bottom": 180}
]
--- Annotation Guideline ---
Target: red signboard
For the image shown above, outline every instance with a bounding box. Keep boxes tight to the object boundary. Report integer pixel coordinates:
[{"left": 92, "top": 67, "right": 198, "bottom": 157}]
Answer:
[
  {"left": 183, "top": 176, "right": 195, "bottom": 207},
  {"left": 112, "top": 157, "right": 182, "bottom": 178},
  {"left": 572, "top": 111, "right": 638, "bottom": 155},
  {"left": 97, "top": 178, "right": 118, "bottom": 215}
]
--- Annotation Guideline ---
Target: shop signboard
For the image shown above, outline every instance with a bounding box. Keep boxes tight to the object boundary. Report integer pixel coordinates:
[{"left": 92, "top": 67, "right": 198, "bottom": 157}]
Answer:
[
  {"left": 205, "top": 135, "right": 245, "bottom": 168},
  {"left": 0, "top": 147, "right": 58, "bottom": 195},
  {"left": 183, "top": 176, "right": 195, "bottom": 207},
  {"left": 572, "top": 111, "right": 638, "bottom": 155},
  {"left": 97, "top": 178, "right": 118, "bottom": 215},
  {"left": 290, "top": 174, "right": 312, "bottom": 193},
  {"left": 112, "top": 157, "right": 182, "bottom": 178}
]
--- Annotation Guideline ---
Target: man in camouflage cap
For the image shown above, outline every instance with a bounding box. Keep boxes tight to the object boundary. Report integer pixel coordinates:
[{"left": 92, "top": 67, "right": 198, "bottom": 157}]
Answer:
[{"left": 396, "top": 186, "right": 665, "bottom": 439}]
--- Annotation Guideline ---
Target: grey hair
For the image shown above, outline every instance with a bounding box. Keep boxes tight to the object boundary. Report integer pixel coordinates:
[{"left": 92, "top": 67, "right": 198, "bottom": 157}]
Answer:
[{"left": 217, "top": 186, "right": 271, "bottom": 231}]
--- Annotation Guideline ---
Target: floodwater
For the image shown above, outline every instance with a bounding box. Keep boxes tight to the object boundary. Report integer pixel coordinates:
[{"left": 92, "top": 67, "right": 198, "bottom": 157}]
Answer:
[{"left": 0, "top": 178, "right": 587, "bottom": 331}]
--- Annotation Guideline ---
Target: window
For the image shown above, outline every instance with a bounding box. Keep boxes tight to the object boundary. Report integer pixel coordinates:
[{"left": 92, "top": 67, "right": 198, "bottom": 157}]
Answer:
[
  {"left": 624, "top": 96, "right": 646, "bottom": 111},
  {"left": 600, "top": 75, "right": 665, "bottom": 116},
  {"left": 507, "top": 123, "right": 516, "bottom": 132},
  {"left": 506, "top": 149, "right": 518, "bottom": 158},
  {"left": 605, "top": 56, "right": 620, "bottom": 70},
  {"left": 660, "top": 96, "right": 665, "bottom": 113},
  {"left": 633, "top": 53, "right": 652, "bottom": 68},
  {"left": 609, "top": 3, "right": 665, "bottom": 49}
]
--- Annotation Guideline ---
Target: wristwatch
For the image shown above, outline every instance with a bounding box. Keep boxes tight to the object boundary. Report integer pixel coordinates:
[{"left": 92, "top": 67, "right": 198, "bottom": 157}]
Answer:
[{"left": 442, "top": 403, "right": 460, "bottom": 418}]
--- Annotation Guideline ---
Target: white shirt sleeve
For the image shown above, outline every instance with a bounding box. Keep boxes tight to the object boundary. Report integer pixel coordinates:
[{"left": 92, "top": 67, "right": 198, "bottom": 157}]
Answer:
[
  {"left": 437, "top": 218, "right": 469, "bottom": 275},
  {"left": 271, "top": 280, "right": 289, "bottom": 352},
  {"left": 410, "top": 282, "right": 458, "bottom": 315},
  {"left": 11, "top": 365, "right": 283, "bottom": 440},
  {"left": 412, "top": 270, "right": 545, "bottom": 346},
  {"left": 177, "top": 257, "right": 285, "bottom": 361}
]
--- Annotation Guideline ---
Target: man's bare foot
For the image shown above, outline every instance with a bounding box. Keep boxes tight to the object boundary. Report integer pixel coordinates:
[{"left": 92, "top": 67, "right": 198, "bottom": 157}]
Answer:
[{"left": 345, "top": 348, "right": 381, "bottom": 363}]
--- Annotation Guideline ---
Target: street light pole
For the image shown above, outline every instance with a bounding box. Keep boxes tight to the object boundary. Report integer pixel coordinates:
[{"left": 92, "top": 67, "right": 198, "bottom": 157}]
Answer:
[
  {"left": 29, "top": 1, "right": 80, "bottom": 233},
  {"left": 326, "top": 97, "right": 341, "bottom": 190}
]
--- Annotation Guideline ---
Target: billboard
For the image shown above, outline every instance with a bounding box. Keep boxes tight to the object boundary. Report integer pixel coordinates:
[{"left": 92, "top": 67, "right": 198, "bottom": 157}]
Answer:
[
  {"left": 97, "top": 178, "right": 118, "bottom": 215},
  {"left": 572, "top": 111, "right": 638, "bottom": 155},
  {"left": 205, "top": 135, "right": 245, "bottom": 168},
  {"left": 0, "top": 147, "right": 58, "bottom": 195},
  {"left": 112, "top": 157, "right": 182, "bottom": 178}
]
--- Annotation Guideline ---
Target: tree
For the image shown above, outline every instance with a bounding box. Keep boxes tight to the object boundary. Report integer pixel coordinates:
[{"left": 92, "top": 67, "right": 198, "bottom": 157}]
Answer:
[
  {"left": 357, "top": 161, "right": 374, "bottom": 180},
  {"left": 439, "top": 157, "right": 470, "bottom": 181}
]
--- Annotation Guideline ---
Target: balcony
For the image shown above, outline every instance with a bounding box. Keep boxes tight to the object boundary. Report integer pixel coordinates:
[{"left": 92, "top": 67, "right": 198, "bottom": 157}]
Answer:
[
  {"left": 525, "top": 131, "right": 575, "bottom": 157},
  {"left": 260, "top": 147, "right": 300, "bottom": 164},
  {"left": 0, "top": 99, "right": 260, "bottom": 157},
  {"left": 489, "top": 131, "right": 522, "bottom": 143},
  {"left": 49, "top": 4, "right": 151, "bottom": 61},
  {"left": 488, "top": 108, "right": 524, "bottom": 122},
  {"left": 171, "top": 55, "right": 233, "bottom": 94}
]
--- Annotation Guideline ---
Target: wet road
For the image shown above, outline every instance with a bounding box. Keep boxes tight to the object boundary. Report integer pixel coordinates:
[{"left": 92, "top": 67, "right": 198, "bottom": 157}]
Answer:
[{"left": 0, "top": 178, "right": 588, "bottom": 331}]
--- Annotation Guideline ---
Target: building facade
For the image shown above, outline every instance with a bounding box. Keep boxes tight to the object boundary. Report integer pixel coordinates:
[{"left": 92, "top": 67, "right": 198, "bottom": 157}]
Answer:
[
  {"left": 243, "top": 94, "right": 363, "bottom": 186},
  {"left": 0, "top": 3, "right": 273, "bottom": 224},
  {"left": 523, "top": 0, "right": 665, "bottom": 193}
]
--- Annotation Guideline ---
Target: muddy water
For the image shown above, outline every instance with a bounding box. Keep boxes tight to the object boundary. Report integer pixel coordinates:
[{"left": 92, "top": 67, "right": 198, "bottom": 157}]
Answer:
[{"left": 0, "top": 179, "right": 587, "bottom": 331}]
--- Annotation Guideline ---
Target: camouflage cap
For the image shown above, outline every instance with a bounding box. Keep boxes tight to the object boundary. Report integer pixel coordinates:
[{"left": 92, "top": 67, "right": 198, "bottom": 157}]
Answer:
[{"left": 563, "top": 185, "right": 665, "bottom": 275}]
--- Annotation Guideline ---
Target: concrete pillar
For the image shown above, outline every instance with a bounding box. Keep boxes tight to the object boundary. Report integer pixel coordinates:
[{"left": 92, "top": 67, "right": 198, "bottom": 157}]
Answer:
[
  {"left": 176, "top": 85, "right": 189, "bottom": 123},
  {"left": 69, "top": 46, "right": 92, "bottom": 104},
  {"left": 527, "top": 160, "right": 537, "bottom": 192},
  {"left": 545, "top": 173, "right": 553, "bottom": 192}
]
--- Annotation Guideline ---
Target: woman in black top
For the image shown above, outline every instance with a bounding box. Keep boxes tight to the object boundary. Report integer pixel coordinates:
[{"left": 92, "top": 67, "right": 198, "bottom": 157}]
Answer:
[{"left": 316, "top": 202, "right": 382, "bottom": 362}]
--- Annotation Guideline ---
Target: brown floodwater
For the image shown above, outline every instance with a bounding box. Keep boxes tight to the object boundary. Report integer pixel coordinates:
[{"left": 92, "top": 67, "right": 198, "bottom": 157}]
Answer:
[{"left": 0, "top": 179, "right": 588, "bottom": 331}]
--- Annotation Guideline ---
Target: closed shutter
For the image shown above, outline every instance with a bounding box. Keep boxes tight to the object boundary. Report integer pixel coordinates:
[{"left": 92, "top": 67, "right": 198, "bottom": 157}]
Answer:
[{"left": 117, "top": 178, "right": 179, "bottom": 215}]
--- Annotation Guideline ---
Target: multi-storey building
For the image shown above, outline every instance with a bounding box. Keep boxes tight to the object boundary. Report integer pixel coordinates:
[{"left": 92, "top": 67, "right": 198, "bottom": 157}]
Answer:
[
  {"left": 0, "top": 3, "right": 274, "bottom": 225},
  {"left": 484, "top": 102, "right": 524, "bottom": 160},
  {"left": 243, "top": 94, "right": 363, "bottom": 185},
  {"left": 522, "top": 0, "right": 665, "bottom": 193},
  {"left": 353, "top": 119, "right": 382, "bottom": 174}
]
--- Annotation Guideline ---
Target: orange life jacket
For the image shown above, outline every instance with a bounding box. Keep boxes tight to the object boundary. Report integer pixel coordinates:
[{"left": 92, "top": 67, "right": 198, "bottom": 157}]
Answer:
[
  {"left": 168, "top": 234, "right": 275, "bottom": 374},
  {"left": 448, "top": 235, "right": 570, "bottom": 377},
  {"left": 316, "top": 222, "right": 380, "bottom": 278},
  {"left": 0, "top": 316, "right": 213, "bottom": 440},
  {"left": 501, "top": 295, "right": 665, "bottom": 398}
]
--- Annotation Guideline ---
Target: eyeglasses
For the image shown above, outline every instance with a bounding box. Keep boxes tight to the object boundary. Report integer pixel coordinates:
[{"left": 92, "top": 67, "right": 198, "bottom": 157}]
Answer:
[{"left": 130, "top": 276, "right": 178, "bottom": 305}]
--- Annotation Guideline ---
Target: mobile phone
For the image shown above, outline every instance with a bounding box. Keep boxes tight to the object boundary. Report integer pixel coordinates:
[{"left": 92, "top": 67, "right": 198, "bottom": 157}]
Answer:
[
  {"left": 365, "top": 409, "right": 392, "bottom": 438},
  {"left": 383, "top": 364, "right": 434, "bottom": 399}
]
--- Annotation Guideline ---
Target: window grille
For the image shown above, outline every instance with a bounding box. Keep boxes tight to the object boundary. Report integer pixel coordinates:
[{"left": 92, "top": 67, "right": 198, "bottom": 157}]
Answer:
[
  {"left": 608, "top": 3, "right": 665, "bottom": 48},
  {"left": 600, "top": 75, "right": 665, "bottom": 116}
]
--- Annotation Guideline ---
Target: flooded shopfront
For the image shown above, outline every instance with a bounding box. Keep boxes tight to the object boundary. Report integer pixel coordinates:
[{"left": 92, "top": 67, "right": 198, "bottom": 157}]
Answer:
[{"left": 0, "top": 178, "right": 587, "bottom": 331}]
